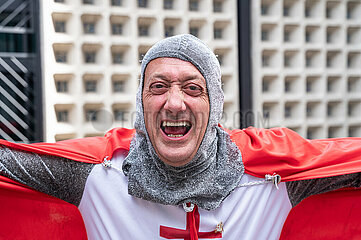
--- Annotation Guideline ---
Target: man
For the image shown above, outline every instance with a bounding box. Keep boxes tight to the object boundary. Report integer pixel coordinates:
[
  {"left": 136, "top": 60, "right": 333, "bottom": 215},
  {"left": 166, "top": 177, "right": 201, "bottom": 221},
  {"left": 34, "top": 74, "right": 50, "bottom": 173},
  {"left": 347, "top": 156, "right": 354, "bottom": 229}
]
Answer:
[{"left": 0, "top": 34, "right": 361, "bottom": 239}]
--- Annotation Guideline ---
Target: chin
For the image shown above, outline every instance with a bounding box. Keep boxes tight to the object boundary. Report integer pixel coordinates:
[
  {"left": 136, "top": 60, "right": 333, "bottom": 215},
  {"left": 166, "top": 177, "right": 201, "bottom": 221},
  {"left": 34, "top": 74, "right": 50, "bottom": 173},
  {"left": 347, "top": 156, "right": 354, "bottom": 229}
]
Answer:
[{"left": 159, "top": 152, "right": 193, "bottom": 167}]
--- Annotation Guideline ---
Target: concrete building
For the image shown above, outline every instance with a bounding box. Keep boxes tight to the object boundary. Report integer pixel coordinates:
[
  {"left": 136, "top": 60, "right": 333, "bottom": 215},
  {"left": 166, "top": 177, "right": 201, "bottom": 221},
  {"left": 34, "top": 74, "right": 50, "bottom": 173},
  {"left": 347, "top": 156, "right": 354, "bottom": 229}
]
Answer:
[
  {"left": 0, "top": 0, "right": 43, "bottom": 143},
  {"left": 5, "top": 0, "right": 358, "bottom": 142},
  {"left": 252, "top": 0, "right": 361, "bottom": 138},
  {"left": 41, "top": 0, "right": 239, "bottom": 142}
]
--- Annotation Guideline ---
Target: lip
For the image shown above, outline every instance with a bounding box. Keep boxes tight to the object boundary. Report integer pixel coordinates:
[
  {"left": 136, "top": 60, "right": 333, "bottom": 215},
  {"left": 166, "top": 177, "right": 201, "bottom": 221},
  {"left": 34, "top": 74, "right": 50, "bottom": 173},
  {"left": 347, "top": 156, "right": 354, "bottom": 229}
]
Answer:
[{"left": 160, "top": 119, "right": 192, "bottom": 141}]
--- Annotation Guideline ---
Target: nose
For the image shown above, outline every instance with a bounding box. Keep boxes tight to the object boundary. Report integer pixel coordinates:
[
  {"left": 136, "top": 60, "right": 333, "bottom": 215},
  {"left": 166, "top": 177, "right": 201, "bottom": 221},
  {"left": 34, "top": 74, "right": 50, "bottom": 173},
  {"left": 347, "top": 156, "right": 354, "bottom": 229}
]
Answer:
[{"left": 164, "top": 86, "right": 186, "bottom": 114}]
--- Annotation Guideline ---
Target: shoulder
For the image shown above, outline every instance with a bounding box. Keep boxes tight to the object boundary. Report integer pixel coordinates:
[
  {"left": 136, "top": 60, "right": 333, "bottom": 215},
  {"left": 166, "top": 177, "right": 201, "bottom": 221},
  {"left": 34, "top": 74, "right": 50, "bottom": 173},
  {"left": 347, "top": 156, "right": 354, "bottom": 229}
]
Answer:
[{"left": 223, "top": 126, "right": 298, "bottom": 146}]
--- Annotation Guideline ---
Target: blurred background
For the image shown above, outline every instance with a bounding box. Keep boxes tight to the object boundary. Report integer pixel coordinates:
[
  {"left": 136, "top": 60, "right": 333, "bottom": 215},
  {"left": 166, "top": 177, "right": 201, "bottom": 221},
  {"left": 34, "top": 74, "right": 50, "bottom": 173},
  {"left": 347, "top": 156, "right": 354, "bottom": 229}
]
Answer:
[{"left": 0, "top": 0, "right": 360, "bottom": 143}]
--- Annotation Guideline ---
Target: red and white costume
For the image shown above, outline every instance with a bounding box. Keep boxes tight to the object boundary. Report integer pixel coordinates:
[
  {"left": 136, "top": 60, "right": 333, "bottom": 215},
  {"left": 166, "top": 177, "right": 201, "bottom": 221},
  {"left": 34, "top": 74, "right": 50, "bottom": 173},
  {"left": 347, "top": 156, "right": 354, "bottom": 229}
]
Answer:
[{"left": 0, "top": 127, "right": 361, "bottom": 239}]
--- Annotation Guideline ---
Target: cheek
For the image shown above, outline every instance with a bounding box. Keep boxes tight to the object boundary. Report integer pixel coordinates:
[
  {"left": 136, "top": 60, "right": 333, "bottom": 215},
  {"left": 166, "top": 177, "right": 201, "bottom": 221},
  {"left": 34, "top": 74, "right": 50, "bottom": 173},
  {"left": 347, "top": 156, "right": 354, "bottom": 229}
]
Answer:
[
  {"left": 186, "top": 96, "right": 209, "bottom": 112},
  {"left": 143, "top": 95, "right": 166, "bottom": 122},
  {"left": 186, "top": 98, "right": 209, "bottom": 127}
]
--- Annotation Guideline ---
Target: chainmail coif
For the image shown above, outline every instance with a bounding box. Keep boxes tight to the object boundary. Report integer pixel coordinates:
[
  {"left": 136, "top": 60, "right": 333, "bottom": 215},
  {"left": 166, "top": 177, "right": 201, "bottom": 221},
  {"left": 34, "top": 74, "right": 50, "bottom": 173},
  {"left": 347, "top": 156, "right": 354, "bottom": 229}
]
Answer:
[{"left": 122, "top": 34, "right": 244, "bottom": 211}]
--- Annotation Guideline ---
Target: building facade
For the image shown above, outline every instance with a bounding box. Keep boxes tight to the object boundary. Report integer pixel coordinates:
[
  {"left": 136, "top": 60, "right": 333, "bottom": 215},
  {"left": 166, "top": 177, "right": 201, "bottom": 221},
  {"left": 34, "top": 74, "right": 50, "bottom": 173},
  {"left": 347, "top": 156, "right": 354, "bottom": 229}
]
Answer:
[
  {"left": 42, "top": 0, "right": 239, "bottom": 142},
  {"left": 0, "top": 0, "right": 43, "bottom": 143},
  {"left": 252, "top": 0, "right": 361, "bottom": 138},
  {"left": 5, "top": 0, "right": 357, "bottom": 142}
]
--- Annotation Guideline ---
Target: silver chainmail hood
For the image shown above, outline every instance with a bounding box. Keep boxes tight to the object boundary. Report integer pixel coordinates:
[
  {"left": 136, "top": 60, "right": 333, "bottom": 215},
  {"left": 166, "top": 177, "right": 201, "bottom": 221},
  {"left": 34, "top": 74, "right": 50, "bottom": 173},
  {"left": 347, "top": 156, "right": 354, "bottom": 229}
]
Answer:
[{"left": 122, "top": 34, "right": 244, "bottom": 211}]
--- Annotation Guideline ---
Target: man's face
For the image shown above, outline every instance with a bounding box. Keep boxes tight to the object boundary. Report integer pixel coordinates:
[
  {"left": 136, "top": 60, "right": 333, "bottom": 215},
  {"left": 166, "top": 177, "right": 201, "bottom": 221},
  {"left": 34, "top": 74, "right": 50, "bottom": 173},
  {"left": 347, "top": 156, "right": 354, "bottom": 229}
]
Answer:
[{"left": 143, "top": 58, "right": 210, "bottom": 167}]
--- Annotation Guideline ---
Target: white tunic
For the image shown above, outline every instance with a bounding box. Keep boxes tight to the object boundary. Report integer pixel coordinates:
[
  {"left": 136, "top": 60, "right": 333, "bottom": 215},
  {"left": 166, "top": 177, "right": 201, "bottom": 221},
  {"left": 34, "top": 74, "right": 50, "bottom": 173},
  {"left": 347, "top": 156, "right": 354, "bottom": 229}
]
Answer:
[{"left": 79, "top": 149, "right": 292, "bottom": 240}]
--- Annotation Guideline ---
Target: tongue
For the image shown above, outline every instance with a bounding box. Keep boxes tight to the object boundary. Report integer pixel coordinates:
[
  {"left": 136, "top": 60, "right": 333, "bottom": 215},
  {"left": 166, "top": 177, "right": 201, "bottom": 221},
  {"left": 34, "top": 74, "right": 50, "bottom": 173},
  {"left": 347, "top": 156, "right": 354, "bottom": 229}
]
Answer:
[{"left": 163, "top": 126, "right": 187, "bottom": 135}]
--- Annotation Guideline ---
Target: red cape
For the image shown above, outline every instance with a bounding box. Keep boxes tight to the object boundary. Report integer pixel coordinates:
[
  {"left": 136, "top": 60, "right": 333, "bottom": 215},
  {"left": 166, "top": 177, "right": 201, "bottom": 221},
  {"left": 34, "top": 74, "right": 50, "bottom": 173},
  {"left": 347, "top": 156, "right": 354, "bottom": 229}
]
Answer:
[{"left": 0, "top": 127, "right": 361, "bottom": 239}]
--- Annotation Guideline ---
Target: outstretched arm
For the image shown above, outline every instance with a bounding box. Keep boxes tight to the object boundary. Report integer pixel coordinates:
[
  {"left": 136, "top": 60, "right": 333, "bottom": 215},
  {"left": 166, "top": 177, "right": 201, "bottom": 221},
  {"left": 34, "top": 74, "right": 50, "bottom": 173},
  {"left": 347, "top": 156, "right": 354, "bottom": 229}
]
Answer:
[
  {"left": 286, "top": 173, "right": 361, "bottom": 207},
  {"left": 228, "top": 127, "right": 361, "bottom": 206},
  {"left": 0, "top": 145, "right": 95, "bottom": 206},
  {"left": 230, "top": 127, "right": 361, "bottom": 181}
]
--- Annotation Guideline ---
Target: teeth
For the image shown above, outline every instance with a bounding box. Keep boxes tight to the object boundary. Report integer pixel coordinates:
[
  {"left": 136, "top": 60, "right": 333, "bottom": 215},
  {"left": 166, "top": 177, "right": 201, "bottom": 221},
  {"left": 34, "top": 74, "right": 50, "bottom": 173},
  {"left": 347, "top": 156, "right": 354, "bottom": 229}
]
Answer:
[
  {"left": 162, "top": 121, "right": 190, "bottom": 127},
  {"left": 167, "top": 134, "right": 184, "bottom": 138}
]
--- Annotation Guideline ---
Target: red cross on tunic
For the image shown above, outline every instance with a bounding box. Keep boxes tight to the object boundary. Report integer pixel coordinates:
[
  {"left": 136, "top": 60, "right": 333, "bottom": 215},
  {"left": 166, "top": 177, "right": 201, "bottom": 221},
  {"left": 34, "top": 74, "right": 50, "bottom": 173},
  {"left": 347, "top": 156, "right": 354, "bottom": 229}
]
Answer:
[{"left": 159, "top": 204, "right": 223, "bottom": 240}]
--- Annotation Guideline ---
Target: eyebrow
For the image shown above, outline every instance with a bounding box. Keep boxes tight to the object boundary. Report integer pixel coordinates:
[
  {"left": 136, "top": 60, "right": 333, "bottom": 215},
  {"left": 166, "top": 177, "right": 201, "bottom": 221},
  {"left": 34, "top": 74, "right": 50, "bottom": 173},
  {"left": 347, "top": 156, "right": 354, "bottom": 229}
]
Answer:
[
  {"left": 183, "top": 75, "right": 202, "bottom": 81},
  {"left": 151, "top": 74, "right": 168, "bottom": 80},
  {"left": 151, "top": 74, "right": 202, "bottom": 82}
]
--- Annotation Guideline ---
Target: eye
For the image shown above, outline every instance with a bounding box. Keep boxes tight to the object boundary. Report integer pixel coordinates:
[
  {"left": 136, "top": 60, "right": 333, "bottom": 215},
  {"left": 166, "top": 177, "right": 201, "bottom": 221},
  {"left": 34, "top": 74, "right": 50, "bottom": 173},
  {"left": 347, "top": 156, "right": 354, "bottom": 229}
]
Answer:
[
  {"left": 183, "top": 84, "right": 204, "bottom": 96},
  {"left": 149, "top": 82, "right": 168, "bottom": 94}
]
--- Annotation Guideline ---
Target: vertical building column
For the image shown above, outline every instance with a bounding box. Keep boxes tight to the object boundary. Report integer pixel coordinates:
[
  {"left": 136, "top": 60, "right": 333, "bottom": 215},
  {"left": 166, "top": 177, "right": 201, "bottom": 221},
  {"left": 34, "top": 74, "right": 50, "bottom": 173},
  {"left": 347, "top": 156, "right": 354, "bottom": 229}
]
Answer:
[{"left": 237, "top": 0, "right": 253, "bottom": 128}]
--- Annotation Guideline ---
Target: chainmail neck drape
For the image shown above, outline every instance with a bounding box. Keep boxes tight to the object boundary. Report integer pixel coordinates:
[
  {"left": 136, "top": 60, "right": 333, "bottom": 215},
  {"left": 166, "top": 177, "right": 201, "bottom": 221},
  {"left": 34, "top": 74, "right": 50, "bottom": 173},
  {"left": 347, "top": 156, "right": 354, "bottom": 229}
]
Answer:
[{"left": 122, "top": 34, "right": 244, "bottom": 211}]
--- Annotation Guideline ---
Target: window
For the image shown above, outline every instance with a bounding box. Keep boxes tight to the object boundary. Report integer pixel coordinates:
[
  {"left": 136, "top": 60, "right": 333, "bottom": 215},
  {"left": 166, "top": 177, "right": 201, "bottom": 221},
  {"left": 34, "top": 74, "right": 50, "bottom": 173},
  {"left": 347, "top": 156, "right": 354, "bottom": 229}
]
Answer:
[
  {"left": 214, "top": 28, "right": 222, "bottom": 39},
  {"left": 347, "top": 55, "right": 353, "bottom": 68},
  {"left": 138, "top": 0, "right": 148, "bottom": 8},
  {"left": 326, "top": 56, "right": 331, "bottom": 68},
  {"left": 262, "top": 80, "right": 269, "bottom": 92},
  {"left": 113, "top": 52, "right": 124, "bottom": 64},
  {"left": 0, "top": 33, "right": 33, "bottom": 53},
  {"left": 164, "top": 0, "right": 173, "bottom": 9},
  {"left": 326, "top": 8, "right": 331, "bottom": 18},
  {"left": 54, "top": 21, "right": 66, "bottom": 33},
  {"left": 263, "top": 106, "right": 270, "bottom": 119},
  {"left": 306, "top": 105, "right": 312, "bottom": 117},
  {"left": 84, "top": 51, "right": 96, "bottom": 63},
  {"left": 348, "top": 127, "right": 360, "bottom": 137},
  {"left": 284, "top": 105, "right": 292, "bottom": 118},
  {"left": 112, "top": 23, "right": 123, "bottom": 35},
  {"left": 56, "top": 110, "right": 69, "bottom": 122},
  {"left": 327, "top": 104, "right": 333, "bottom": 117},
  {"left": 348, "top": 77, "right": 360, "bottom": 92},
  {"left": 111, "top": 0, "right": 122, "bottom": 6},
  {"left": 86, "top": 110, "right": 97, "bottom": 122},
  {"left": 327, "top": 80, "right": 332, "bottom": 92},
  {"left": 85, "top": 80, "right": 97, "bottom": 92},
  {"left": 305, "top": 7, "right": 310, "bottom": 17},
  {"left": 348, "top": 80, "right": 352, "bottom": 92},
  {"left": 83, "top": 22, "right": 95, "bottom": 34},
  {"left": 261, "top": 30, "right": 268, "bottom": 41},
  {"left": 305, "top": 31, "right": 311, "bottom": 42},
  {"left": 284, "top": 56, "right": 290, "bottom": 67},
  {"left": 213, "top": 0, "right": 222, "bottom": 13},
  {"left": 262, "top": 55, "right": 270, "bottom": 67},
  {"left": 114, "top": 110, "right": 127, "bottom": 121},
  {"left": 283, "top": 6, "right": 290, "bottom": 16},
  {"left": 347, "top": 32, "right": 351, "bottom": 44},
  {"left": 307, "top": 128, "right": 314, "bottom": 139},
  {"left": 348, "top": 104, "right": 353, "bottom": 116},
  {"left": 284, "top": 31, "right": 290, "bottom": 42},
  {"left": 83, "top": 0, "right": 94, "bottom": 4},
  {"left": 306, "top": 56, "right": 311, "bottom": 67},
  {"left": 328, "top": 128, "right": 334, "bottom": 138},
  {"left": 165, "top": 26, "right": 174, "bottom": 38},
  {"left": 347, "top": 8, "right": 351, "bottom": 19},
  {"left": 55, "top": 51, "right": 67, "bottom": 63},
  {"left": 261, "top": 5, "right": 268, "bottom": 15},
  {"left": 326, "top": 32, "right": 331, "bottom": 43},
  {"left": 285, "top": 80, "right": 291, "bottom": 92},
  {"left": 113, "top": 81, "right": 125, "bottom": 92},
  {"left": 56, "top": 81, "right": 68, "bottom": 93},
  {"left": 190, "top": 27, "right": 199, "bottom": 37},
  {"left": 189, "top": 0, "right": 199, "bottom": 11},
  {"left": 138, "top": 25, "right": 149, "bottom": 36},
  {"left": 306, "top": 80, "right": 312, "bottom": 92}
]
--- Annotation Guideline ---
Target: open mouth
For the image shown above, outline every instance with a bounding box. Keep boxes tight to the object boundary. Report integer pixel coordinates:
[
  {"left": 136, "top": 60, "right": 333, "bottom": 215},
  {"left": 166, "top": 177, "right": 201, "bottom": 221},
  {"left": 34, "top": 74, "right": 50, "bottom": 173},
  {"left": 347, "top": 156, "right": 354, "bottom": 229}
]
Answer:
[{"left": 161, "top": 121, "right": 192, "bottom": 138}]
